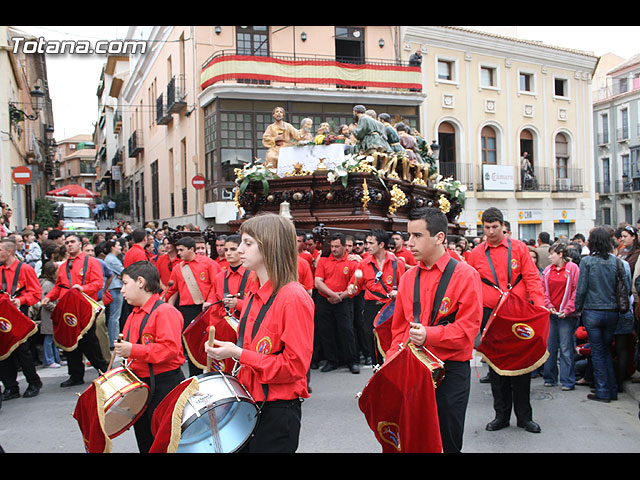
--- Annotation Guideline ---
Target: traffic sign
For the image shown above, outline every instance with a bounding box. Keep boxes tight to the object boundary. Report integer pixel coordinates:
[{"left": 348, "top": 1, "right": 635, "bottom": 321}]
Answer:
[
  {"left": 12, "top": 166, "right": 32, "bottom": 184},
  {"left": 192, "top": 175, "right": 205, "bottom": 189}
]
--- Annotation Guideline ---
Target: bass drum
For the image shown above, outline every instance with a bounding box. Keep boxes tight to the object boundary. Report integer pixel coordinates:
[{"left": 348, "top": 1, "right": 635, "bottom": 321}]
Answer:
[{"left": 177, "top": 371, "right": 259, "bottom": 453}]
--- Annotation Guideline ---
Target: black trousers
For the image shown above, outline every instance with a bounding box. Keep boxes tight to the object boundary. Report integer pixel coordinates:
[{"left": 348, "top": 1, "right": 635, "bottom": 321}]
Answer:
[
  {"left": 363, "top": 300, "right": 384, "bottom": 364},
  {"left": 66, "top": 323, "right": 108, "bottom": 381},
  {"left": 177, "top": 304, "right": 204, "bottom": 377},
  {"left": 351, "top": 291, "right": 369, "bottom": 359},
  {"left": 133, "top": 367, "right": 185, "bottom": 453},
  {"left": 481, "top": 307, "right": 534, "bottom": 423},
  {"left": 314, "top": 294, "right": 357, "bottom": 366},
  {"left": 239, "top": 399, "right": 302, "bottom": 453},
  {"left": 0, "top": 343, "right": 41, "bottom": 392},
  {"left": 436, "top": 360, "right": 470, "bottom": 453}
]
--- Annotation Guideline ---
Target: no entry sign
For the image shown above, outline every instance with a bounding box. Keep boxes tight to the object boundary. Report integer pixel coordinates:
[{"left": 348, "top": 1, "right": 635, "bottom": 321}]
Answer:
[
  {"left": 192, "top": 175, "right": 205, "bottom": 189},
  {"left": 12, "top": 166, "right": 32, "bottom": 184}
]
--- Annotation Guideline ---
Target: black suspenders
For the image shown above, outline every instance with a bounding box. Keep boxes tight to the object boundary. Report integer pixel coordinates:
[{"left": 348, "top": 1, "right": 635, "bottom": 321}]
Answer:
[
  {"left": 412, "top": 257, "right": 458, "bottom": 327},
  {"left": 481, "top": 238, "right": 522, "bottom": 292}
]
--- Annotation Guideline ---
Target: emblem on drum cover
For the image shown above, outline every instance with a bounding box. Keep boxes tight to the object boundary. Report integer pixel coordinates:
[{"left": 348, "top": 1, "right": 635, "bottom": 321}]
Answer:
[
  {"left": 141, "top": 333, "right": 154, "bottom": 345},
  {"left": 256, "top": 336, "right": 272, "bottom": 354},
  {"left": 377, "top": 421, "right": 401, "bottom": 451},
  {"left": 63, "top": 312, "right": 78, "bottom": 328},
  {"left": 438, "top": 297, "right": 451, "bottom": 315},
  {"left": 512, "top": 323, "right": 534, "bottom": 340},
  {"left": 0, "top": 317, "right": 12, "bottom": 333}
]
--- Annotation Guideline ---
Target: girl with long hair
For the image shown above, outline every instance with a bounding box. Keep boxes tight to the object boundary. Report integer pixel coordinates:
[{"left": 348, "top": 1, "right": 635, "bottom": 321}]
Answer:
[{"left": 205, "top": 213, "right": 315, "bottom": 453}]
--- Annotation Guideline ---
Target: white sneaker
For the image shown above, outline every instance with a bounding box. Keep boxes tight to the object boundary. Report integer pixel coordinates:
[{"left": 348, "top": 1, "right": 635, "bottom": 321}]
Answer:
[{"left": 47, "top": 363, "right": 61, "bottom": 368}]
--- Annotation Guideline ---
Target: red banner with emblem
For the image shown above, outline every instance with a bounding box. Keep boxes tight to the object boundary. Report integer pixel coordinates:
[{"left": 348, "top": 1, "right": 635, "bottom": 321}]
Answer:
[
  {"left": 182, "top": 307, "right": 238, "bottom": 373},
  {"left": 0, "top": 294, "right": 38, "bottom": 361},
  {"left": 477, "top": 291, "right": 550, "bottom": 376},
  {"left": 72, "top": 382, "right": 111, "bottom": 453},
  {"left": 358, "top": 343, "right": 442, "bottom": 453},
  {"left": 52, "top": 289, "right": 102, "bottom": 352}
]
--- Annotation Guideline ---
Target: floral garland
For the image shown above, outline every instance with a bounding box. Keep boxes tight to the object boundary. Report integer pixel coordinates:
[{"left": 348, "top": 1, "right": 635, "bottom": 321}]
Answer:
[
  {"left": 326, "top": 153, "right": 387, "bottom": 190},
  {"left": 433, "top": 175, "right": 466, "bottom": 208},
  {"left": 234, "top": 163, "right": 280, "bottom": 196}
]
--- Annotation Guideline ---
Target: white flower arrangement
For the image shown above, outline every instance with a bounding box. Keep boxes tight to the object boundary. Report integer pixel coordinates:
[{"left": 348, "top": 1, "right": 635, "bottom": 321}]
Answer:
[{"left": 433, "top": 175, "right": 466, "bottom": 208}]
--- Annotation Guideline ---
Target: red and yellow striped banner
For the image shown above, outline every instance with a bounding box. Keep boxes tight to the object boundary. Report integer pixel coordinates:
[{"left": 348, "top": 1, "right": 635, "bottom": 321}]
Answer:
[{"left": 201, "top": 55, "right": 422, "bottom": 91}]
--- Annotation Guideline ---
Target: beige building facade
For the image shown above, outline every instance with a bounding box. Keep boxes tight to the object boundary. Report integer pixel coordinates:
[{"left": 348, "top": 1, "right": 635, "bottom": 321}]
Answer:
[
  {"left": 53, "top": 134, "right": 98, "bottom": 193},
  {"left": 404, "top": 26, "right": 599, "bottom": 241}
]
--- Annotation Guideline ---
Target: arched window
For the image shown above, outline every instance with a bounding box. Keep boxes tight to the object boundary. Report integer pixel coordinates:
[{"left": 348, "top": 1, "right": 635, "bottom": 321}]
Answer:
[
  {"left": 555, "top": 133, "right": 569, "bottom": 179},
  {"left": 481, "top": 126, "right": 497, "bottom": 164}
]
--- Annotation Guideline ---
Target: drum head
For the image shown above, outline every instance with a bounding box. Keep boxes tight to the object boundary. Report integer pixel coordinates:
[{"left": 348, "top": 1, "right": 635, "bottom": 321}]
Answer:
[
  {"left": 177, "top": 372, "right": 259, "bottom": 453},
  {"left": 374, "top": 299, "right": 395, "bottom": 327}
]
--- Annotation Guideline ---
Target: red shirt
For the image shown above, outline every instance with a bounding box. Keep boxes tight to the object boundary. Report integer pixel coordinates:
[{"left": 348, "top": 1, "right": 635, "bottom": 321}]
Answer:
[
  {"left": 350, "top": 251, "right": 406, "bottom": 302},
  {"left": 47, "top": 252, "right": 104, "bottom": 301},
  {"left": 155, "top": 253, "right": 180, "bottom": 288},
  {"left": 389, "top": 251, "right": 482, "bottom": 362},
  {"left": 215, "top": 257, "right": 230, "bottom": 271},
  {"left": 165, "top": 255, "right": 222, "bottom": 306},
  {"left": 0, "top": 259, "right": 42, "bottom": 307},
  {"left": 212, "top": 264, "right": 251, "bottom": 318},
  {"left": 123, "top": 244, "right": 149, "bottom": 268},
  {"left": 237, "top": 280, "right": 314, "bottom": 402},
  {"left": 395, "top": 247, "right": 416, "bottom": 266},
  {"left": 467, "top": 236, "right": 545, "bottom": 309},
  {"left": 299, "top": 250, "right": 314, "bottom": 271},
  {"left": 122, "top": 293, "right": 185, "bottom": 378},
  {"left": 297, "top": 256, "right": 313, "bottom": 291},
  {"left": 547, "top": 264, "right": 568, "bottom": 311},
  {"left": 314, "top": 254, "right": 358, "bottom": 298}
]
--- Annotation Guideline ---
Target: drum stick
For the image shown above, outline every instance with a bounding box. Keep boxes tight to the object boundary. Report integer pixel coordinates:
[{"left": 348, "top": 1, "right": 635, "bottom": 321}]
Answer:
[
  {"left": 161, "top": 280, "right": 174, "bottom": 302},
  {"left": 206, "top": 326, "right": 216, "bottom": 373},
  {"left": 353, "top": 269, "right": 363, "bottom": 289},
  {"left": 107, "top": 334, "right": 123, "bottom": 371}
]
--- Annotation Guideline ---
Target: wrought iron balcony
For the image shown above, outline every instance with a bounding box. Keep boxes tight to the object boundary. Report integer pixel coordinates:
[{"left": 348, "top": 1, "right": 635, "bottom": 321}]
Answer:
[
  {"left": 438, "top": 162, "right": 474, "bottom": 191},
  {"left": 167, "top": 75, "right": 187, "bottom": 114},
  {"left": 552, "top": 168, "right": 583, "bottom": 193},
  {"left": 156, "top": 93, "right": 172, "bottom": 125},
  {"left": 517, "top": 166, "right": 551, "bottom": 192},
  {"left": 128, "top": 130, "right": 144, "bottom": 158}
]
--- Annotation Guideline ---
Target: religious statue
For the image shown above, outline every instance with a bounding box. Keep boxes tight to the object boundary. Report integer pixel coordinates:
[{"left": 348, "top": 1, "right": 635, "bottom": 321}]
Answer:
[
  {"left": 299, "top": 118, "right": 314, "bottom": 143},
  {"left": 262, "top": 106, "right": 302, "bottom": 169},
  {"left": 349, "top": 105, "right": 392, "bottom": 160}
]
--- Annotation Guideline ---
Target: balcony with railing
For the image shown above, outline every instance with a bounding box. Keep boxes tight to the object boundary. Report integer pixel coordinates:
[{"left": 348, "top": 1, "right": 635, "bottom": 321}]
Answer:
[
  {"left": 167, "top": 74, "right": 187, "bottom": 113},
  {"left": 200, "top": 50, "right": 423, "bottom": 93},
  {"left": 156, "top": 93, "right": 172, "bottom": 125},
  {"left": 439, "top": 162, "right": 474, "bottom": 190},
  {"left": 517, "top": 166, "right": 552, "bottom": 192},
  {"left": 552, "top": 168, "right": 583, "bottom": 193},
  {"left": 128, "top": 130, "right": 144, "bottom": 158}
]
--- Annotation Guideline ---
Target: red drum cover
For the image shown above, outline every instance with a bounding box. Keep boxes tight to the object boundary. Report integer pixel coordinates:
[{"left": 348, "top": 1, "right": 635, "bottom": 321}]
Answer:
[
  {"left": 358, "top": 343, "right": 442, "bottom": 453},
  {"left": 52, "top": 289, "right": 102, "bottom": 352},
  {"left": 72, "top": 382, "right": 111, "bottom": 453},
  {"left": 149, "top": 377, "right": 199, "bottom": 453},
  {"left": 373, "top": 299, "right": 394, "bottom": 360},
  {"left": 182, "top": 307, "right": 238, "bottom": 373},
  {"left": 0, "top": 294, "right": 38, "bottom": 361},
  {"left": 477, "top": 291, "right": 550, "bottom": 376}
]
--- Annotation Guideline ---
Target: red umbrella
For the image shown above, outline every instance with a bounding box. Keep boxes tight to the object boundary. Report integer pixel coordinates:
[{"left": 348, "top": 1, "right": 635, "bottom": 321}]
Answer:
[{"left": 47, "top": 184, "right": 98, "bottom": 198}]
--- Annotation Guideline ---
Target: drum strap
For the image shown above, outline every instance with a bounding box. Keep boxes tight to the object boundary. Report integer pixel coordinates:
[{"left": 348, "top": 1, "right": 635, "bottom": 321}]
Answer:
[
  {"left": 1, "top": 261, "right": 22, "bottom": 296},
  {"left": 236, "top": 292, "right": 277, "bottom": 405},
  {"left": 223, "top": 268, "right": 250, "bottom": 315},
  {"left": 126, "top": 299, "right": 164, "bottom": 402},
  {"left": 369, "top": 258, "right": 397, "bottom": 299},
  {"left": 413, "top": 257, "right": 458, "bottom": 326},
  {"left": 481, "top": 238, "right": 522, "bottom": 292}
]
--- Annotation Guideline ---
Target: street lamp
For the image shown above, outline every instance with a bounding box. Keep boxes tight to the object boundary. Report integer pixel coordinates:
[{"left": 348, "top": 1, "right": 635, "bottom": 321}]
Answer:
[{"left": 430, "top": 141, "right": 440, "bottom": 161}]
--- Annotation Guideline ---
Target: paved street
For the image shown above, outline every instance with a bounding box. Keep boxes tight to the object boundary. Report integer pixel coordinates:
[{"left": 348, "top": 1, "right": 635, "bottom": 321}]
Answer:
[{"left": 2, "top": 353, "right": 640, "bottom": 453}]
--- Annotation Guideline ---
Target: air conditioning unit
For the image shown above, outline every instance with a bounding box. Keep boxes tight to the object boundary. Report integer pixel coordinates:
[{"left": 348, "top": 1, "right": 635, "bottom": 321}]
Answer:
[{"left": 556, "top": 178, "right": 571, "bottom": 191}]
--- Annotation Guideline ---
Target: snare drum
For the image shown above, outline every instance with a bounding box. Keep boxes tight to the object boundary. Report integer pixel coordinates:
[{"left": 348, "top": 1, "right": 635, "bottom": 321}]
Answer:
[
  {"left": 177, "top": 371, "right": 259, "bottom": 453},
  {"left": 93, "top": 366, "right": 150, "bottom": 439}
]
